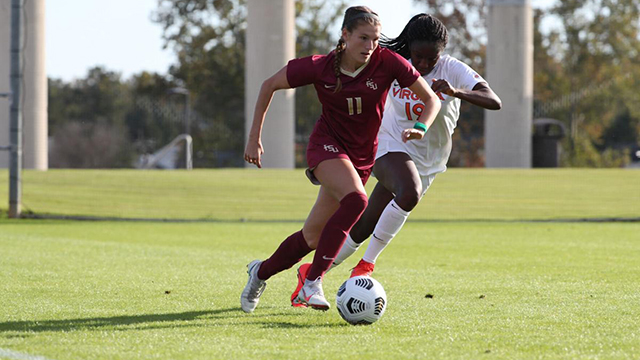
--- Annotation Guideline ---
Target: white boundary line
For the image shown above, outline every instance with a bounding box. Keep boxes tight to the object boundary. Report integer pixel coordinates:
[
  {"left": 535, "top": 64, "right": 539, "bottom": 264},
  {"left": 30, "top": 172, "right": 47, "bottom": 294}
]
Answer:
[{"left": 0, "top": 348, "right": 54, "bottom": 360}]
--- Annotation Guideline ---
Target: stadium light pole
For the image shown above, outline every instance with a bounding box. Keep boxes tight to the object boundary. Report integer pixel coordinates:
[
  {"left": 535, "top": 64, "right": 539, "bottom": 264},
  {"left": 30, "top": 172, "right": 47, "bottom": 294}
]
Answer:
[
  {"left": 167, "top": 87, "right": 191, "bottom": 135},
  {"left": 8, "top": 0, "right": 23, "bottom": 218}
]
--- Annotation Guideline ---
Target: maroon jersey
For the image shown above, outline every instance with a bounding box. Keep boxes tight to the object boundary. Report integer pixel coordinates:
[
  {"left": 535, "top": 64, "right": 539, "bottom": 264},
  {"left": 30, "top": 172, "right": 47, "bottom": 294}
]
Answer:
[{"left": 287, "top": 47, "right": 420, "bottom": 170}]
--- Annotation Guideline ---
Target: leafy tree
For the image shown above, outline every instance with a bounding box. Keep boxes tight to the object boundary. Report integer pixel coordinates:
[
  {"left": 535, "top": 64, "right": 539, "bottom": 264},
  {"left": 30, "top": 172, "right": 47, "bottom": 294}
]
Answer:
[
  {"left": 152, "top": 0, "right": 346, "bottom": 167},
  {"left": 125, "top": 72, "right": 184, "bottom": 157},
  {"left": 48, "top": 67, "right": 188, "bottom": 168},
  {"left": 48, "top": 67, "right": 136, "bottom": 168},
  {"left": 48, "top": 67, "right": 130, "bottom": 132},
  {"left": 542, "top": 0, "right": 640, "bottom": 166},
  {"left": 130, "top": 71, "right": 174, "bottom": 98},
  {"left": 414, "top": 0, "right": 640, "bottom": 167},
  {"left": 152, "top": 0, "right": 247, "bottom": 167}
]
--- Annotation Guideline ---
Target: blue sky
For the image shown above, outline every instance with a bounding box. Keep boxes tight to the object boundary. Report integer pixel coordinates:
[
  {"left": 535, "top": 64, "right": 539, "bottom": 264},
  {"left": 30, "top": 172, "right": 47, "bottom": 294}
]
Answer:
[{"left": 46, "top": 0, "right": 555, "bottom": 81}]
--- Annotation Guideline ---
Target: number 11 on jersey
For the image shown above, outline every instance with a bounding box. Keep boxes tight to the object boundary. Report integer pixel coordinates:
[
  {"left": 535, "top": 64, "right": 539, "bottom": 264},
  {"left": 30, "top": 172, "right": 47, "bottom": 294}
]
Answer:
[{"left": 347, "top": 97, "right": 362, "bottom": 115}]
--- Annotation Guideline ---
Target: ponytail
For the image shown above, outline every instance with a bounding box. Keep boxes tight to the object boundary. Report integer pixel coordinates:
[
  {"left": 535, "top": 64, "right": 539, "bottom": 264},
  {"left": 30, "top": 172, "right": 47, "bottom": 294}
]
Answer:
[{"left": 333, "top": 39, "right": 346, "bottom": 93}]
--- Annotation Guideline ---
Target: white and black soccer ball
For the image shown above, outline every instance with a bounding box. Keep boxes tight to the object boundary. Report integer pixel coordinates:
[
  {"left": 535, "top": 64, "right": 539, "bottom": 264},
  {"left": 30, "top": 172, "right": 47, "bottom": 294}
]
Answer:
[{"left": 336, "top": 276, "right": 387, "bottom": 325}]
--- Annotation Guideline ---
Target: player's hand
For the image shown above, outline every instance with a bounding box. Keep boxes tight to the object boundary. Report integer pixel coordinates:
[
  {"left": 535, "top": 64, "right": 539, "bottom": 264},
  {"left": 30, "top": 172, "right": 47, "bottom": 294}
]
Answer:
[
  {"left": 402, "top": 128, "right": 425, "bottom": 143},
  {"left": 244, "top": 139, "right": 264, "bottom": 168},
  {"left": 431, "top": 78, "right": 456, "bottom": 97}
]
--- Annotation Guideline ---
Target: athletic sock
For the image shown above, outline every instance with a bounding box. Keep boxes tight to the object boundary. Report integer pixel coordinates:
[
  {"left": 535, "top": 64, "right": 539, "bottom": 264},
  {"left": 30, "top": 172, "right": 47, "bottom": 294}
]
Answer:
[
  {"left": 328, "top": 234, "right": 362, "bottom": 272},
  {"left": 257, "top": 230, "right": 313, "bottom": 280},
  {"left": 362, "top": 199, "right": 410, "bottom": 264},
  {"left": 307, "top": 192, "right": 368, "bottom": 280}
]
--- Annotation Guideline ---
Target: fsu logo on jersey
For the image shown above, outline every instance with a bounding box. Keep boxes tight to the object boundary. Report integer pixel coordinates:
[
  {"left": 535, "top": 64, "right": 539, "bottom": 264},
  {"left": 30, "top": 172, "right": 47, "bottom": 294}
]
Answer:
[
  {"left": 324, "top": 144, "right": 339, "bottom": 153},
  {"left": 366, "top": 78, "right": 378, "bottom": 90}
]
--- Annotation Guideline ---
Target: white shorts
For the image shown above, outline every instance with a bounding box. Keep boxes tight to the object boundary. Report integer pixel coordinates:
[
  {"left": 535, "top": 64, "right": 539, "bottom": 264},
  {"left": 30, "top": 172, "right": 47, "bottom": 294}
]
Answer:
[{"left": 375, "top": 136, "right": 437, "bottom": 198}]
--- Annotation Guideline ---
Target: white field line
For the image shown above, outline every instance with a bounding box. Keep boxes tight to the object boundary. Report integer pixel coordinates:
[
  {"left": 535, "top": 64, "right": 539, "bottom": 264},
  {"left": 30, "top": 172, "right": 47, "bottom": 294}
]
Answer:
[{"left": 0, "top": 348, "right": 54, "bottom": 360}]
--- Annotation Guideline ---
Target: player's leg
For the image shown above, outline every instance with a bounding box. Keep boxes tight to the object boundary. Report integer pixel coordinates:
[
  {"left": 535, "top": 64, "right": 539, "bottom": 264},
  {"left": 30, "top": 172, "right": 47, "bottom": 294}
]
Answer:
[
  {"left": 331, "top": 182, "right": 394, "bottom": 269},
  {"left": 241, "top": 224, "right": 317, "bottom": 312},
  {"left": 289, "top": 186, "right": 339, "bottom": 307},
  {"left": 243, "top": 188, "right": 339, "bottom": 313},
  {"left": 373, "top": 152, "right": 423, "bottom": 211},
  {"left": 301, "top": 186, "right": 341, "bottom": 248},
  {"left": 351, "top": 182, "right": 395, "bottom": 243},
  {"left": 308, "top": 158, "right": 368, "bottom": 279},
  {"left": 294, "top": 158, "right": 368, "bottom": 310},
  {"left": 352, "top": 152, "right": 422, "bottom": 276}
]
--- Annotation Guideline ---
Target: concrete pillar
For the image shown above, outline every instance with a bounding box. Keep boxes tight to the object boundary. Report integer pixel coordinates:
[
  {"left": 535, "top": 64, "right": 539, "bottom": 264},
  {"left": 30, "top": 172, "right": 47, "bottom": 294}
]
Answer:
[
  {"left": 0, "top": 0, "right": 48, "bottom": 170},
  {"left": 245, "top": 0, "right": 295, "bottom": 168},
  {"left": 23, "top": 0, "right": 48, "bottom": 170},
  {"left": 485, "top": 0, "right": 533, "bottom": 168}
]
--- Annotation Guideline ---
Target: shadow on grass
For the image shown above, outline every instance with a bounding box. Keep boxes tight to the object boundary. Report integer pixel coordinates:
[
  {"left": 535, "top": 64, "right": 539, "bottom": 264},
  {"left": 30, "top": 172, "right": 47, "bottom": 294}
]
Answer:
[
  {"left": 257, "top": 321, "right": 348, "bottom": 329},
  {"left": 0, "top": 307, "right": 344, "bottom": 335},
  {"left": 0, "top": 308, "right": 236, "bottom": 334}
]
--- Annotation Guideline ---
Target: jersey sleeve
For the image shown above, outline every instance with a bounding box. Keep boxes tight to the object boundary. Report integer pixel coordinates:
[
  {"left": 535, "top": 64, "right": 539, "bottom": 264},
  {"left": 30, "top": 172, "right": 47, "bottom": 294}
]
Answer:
[
  {"left": 286, "top": 55, "right": 323, "bottom": 88},
  {"left": 384, "top": 50, "right": 421, "bottom": 88},
  {"left": 449, "top": 58, "right": 486, "bottom": 91}
]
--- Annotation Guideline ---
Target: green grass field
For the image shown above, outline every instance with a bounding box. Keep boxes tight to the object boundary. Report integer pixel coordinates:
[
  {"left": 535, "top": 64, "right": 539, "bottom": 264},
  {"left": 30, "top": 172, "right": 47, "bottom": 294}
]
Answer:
[
  {"left": 1, "top": 169, "right": 639, "bottom": 359},
  {"left": 1, "top": 168, "right": 639, "bottom": 221}
]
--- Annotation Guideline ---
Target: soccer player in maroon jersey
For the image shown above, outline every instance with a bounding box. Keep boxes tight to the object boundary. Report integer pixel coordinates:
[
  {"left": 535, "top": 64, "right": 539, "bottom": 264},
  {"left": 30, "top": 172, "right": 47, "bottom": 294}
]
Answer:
[
  {"left": 241, "top": 6, "right": 441, "bottom": 313},
  {"left": 290, "top": 15, "right": 502, "bottom": 298}
]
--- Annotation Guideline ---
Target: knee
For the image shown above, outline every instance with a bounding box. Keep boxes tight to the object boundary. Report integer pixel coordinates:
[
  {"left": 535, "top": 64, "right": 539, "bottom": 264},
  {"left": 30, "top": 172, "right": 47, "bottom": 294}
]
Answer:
[
  {"left": 302, "top": 228, "right": 320, "bottom": 249},
  {"left": 342, "top": 191, "right": 368, "bottom": 216},
  {"left": 394, "top": 185, "right": 421, "bottom": 211},
  {"left": 350, "top": 218, "right": 372, "bottom": 244}
]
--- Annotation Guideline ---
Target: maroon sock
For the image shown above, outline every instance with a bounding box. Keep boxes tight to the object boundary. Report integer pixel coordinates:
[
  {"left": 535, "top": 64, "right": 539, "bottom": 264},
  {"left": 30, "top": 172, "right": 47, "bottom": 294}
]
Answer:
[
  {"left": 307, "top": 192, "right": 368, "bottom": 281},
  {"left": 257, "top": 230, "right": 313, "bottom": 281}
]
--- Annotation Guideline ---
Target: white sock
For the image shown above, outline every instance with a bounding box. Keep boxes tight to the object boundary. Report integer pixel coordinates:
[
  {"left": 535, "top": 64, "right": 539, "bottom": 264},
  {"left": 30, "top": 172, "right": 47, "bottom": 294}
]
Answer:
[
  {"left": 362, "top": 200, "right": 410, "bottom": 264},
  {"left": 327, "top": 234, "right": 362, "bottom": 272}
]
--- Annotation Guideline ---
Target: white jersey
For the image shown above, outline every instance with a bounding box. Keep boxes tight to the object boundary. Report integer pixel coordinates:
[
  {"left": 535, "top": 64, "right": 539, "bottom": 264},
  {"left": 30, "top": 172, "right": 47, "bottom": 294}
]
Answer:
[{"left": 377, "top": 54, "right": 485, "bottom": 176}]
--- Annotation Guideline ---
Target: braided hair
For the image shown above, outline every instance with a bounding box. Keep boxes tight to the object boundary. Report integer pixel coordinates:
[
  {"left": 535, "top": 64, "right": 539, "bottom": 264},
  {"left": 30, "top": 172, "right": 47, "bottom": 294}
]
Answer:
[
  {"left": 332, "top": 6, "right": 381, "bottom": 93},
  {"left": 380, "top": 13, "right": 448, "bottom": 60}
]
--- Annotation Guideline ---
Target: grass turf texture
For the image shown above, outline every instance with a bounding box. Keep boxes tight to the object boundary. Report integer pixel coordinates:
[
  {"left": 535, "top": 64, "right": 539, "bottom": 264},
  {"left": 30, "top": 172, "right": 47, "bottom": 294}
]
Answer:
[
  {"left": 0, "top": 169, "right": 639, "bottom": 359},
  {"left": 1, "top": 220, "right": 639, "bottom": 359},
  {"left": 0, "top": 168, "right": 638, "bottom": 220}
]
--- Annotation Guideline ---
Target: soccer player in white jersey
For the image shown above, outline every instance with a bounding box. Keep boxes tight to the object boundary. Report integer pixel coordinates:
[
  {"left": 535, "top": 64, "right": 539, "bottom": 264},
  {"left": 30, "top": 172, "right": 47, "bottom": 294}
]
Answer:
[{"left": 290, "top": 14, "right": 501, "bottom": 303}]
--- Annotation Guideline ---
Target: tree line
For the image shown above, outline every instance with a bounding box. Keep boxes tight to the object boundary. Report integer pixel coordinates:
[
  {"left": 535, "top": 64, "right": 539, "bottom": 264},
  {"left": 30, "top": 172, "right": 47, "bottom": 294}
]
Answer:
[{"left": 48, "top": 0, "right": 640, "bottom": 168}]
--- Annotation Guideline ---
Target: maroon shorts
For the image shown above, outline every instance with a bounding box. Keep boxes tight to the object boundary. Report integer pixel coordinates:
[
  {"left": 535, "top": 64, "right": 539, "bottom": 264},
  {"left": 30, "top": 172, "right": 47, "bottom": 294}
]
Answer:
[{"left": 305, "top": 139, "right": 372, "bottom": 186}]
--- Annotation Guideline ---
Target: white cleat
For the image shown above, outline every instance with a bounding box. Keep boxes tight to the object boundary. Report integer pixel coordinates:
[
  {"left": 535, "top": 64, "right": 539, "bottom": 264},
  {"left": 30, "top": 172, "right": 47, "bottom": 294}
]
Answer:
[
  {"left": 293, "top": 278, "right": 330, "bottom": 311},
  {"left": 240, "top": 260, "right": 266, "bottom": 313}
]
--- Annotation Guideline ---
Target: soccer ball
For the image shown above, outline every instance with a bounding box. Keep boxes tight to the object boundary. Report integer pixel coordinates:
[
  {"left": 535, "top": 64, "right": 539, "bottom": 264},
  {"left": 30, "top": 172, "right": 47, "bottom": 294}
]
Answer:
[{"left": 336, "top": 276, "right": 387, "bottom": 325}]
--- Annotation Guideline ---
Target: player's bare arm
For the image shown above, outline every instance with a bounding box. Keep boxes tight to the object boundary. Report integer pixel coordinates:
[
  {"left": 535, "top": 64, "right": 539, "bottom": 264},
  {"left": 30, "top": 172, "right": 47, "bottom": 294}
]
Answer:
[
  {"left": 431, "top": 79, "right": 502, "bottom": 110},
  {"left": 402, "top": 76, "right": 441, "bottom": 143},
  {"left": 244, "top": 66, "right": 292, "bottom": 168}
]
